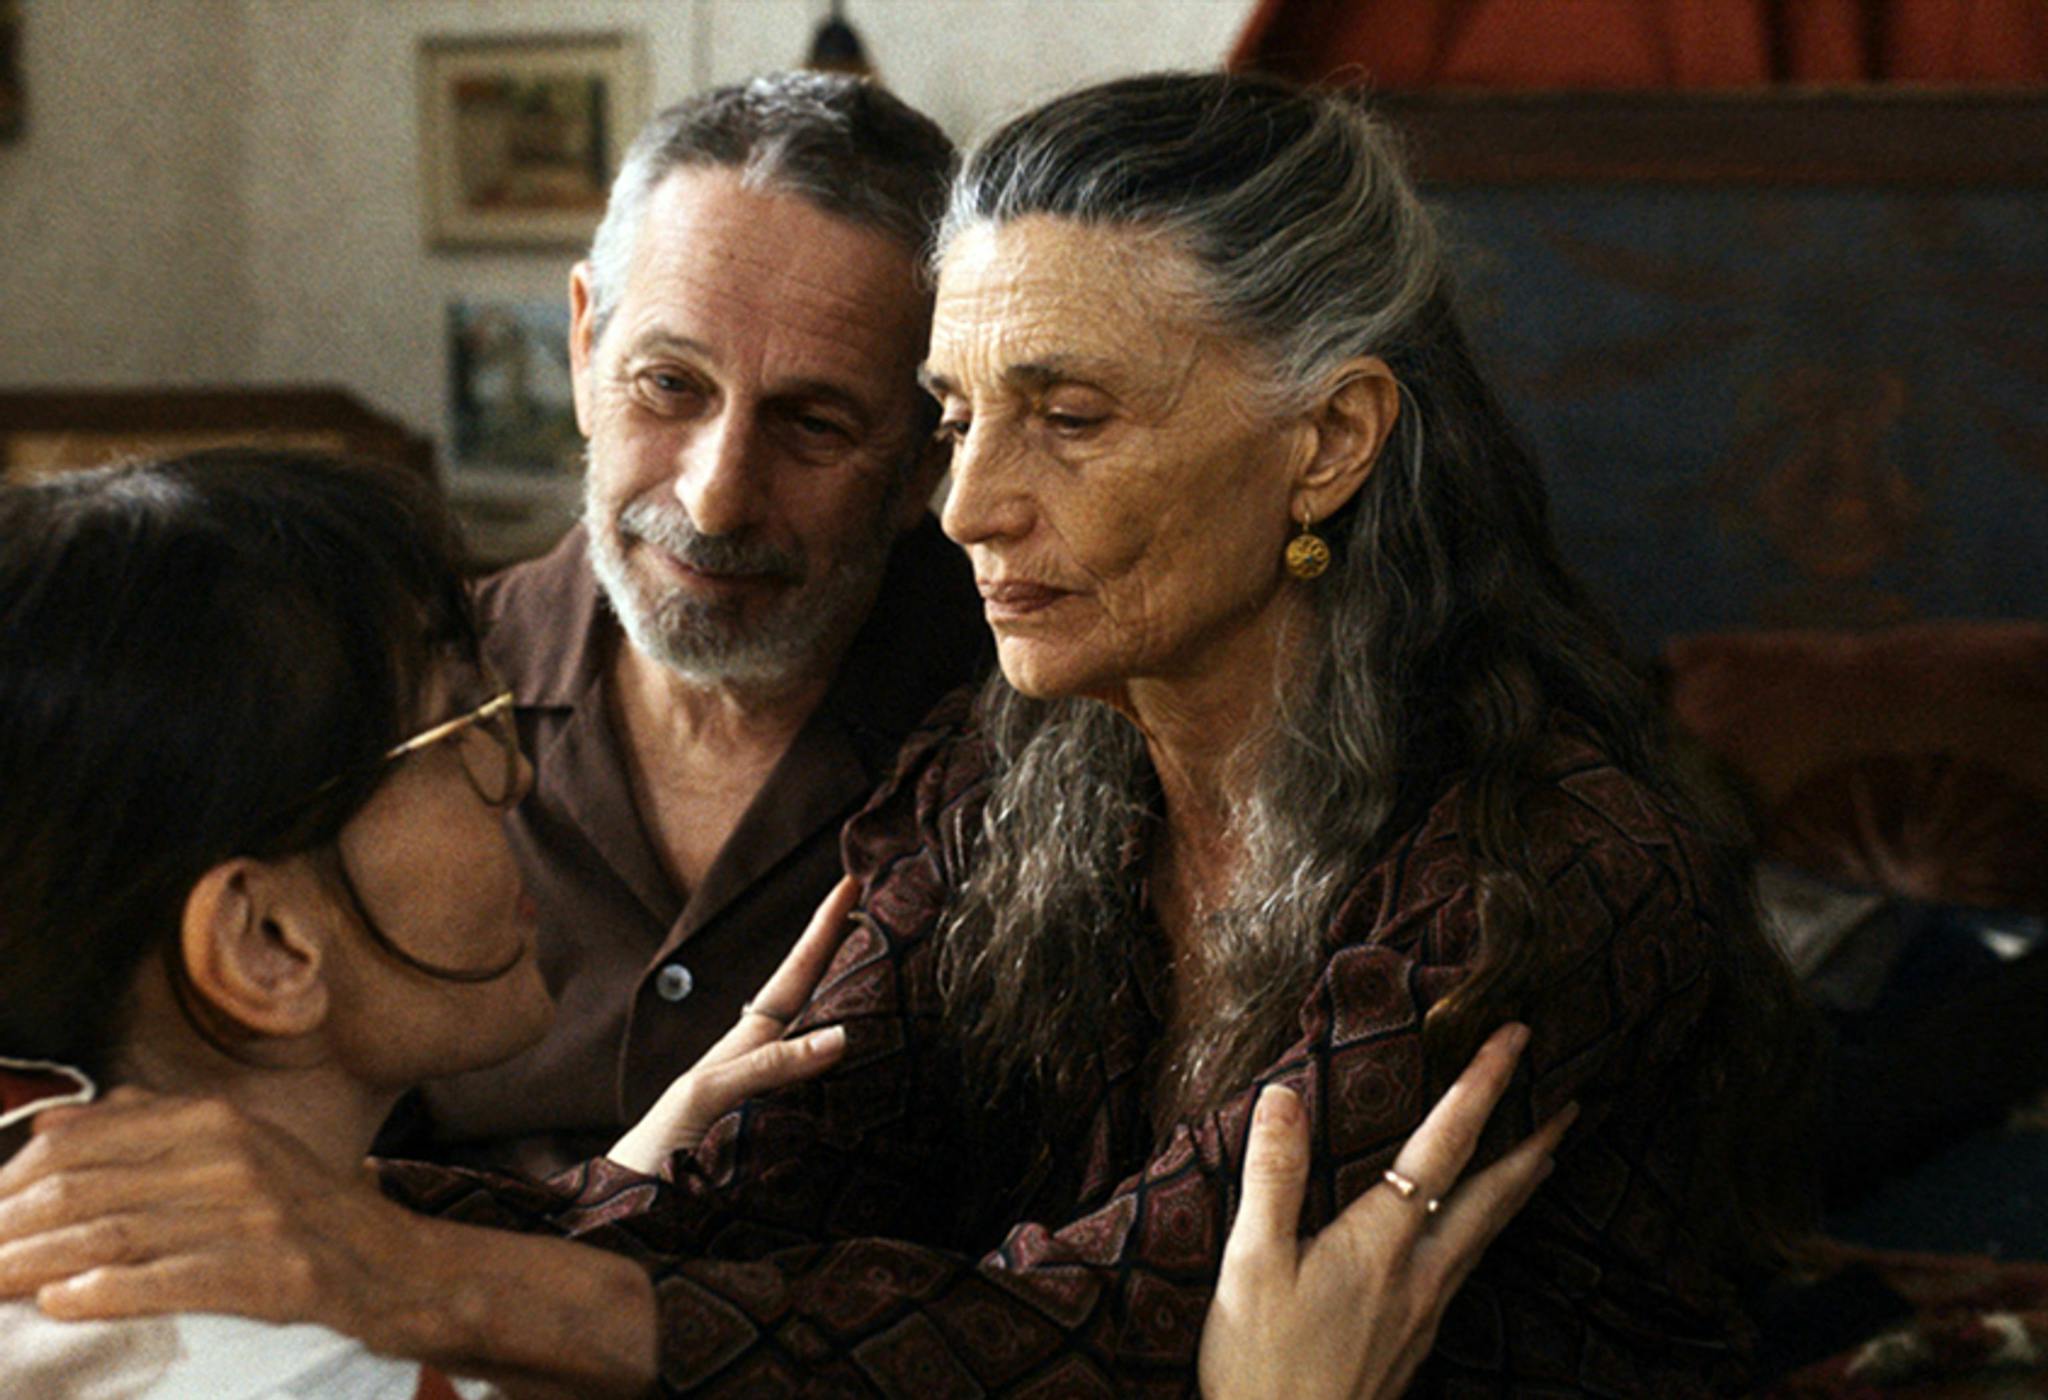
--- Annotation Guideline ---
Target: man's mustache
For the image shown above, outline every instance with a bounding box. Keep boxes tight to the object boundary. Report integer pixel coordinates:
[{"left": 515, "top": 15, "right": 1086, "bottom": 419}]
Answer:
[{"left": 617, "top": 500, "right": 804, "bottom": 583}]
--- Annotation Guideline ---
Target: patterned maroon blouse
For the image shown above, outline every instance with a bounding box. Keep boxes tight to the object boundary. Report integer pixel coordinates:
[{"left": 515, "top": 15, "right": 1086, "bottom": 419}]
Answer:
[{"left": 385, "top": 690, "right": 1755, "bottom": 1397}]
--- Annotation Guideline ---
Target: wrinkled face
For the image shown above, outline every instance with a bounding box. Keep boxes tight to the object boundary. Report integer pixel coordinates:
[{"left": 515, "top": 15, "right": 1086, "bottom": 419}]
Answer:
[
  {"left": 324, "top": 667, "right": 552, "bottom": 1088},
  {"left": 926, "top": 218, "right": 1311, "bottom": 705},
  {"left": 573, "top": 168, "right": 935, "bottom": 688}
]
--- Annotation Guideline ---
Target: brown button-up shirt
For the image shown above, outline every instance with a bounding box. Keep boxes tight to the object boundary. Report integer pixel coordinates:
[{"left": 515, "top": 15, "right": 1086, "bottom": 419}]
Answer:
[{"left": 379, "top": 518, "right": 987, "bottom": 1177}]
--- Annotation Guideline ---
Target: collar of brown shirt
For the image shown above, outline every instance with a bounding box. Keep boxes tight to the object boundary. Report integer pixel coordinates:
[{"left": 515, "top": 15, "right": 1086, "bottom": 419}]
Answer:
[{"left": 387, "top": 516, "right": 987, "bottom": 1174}]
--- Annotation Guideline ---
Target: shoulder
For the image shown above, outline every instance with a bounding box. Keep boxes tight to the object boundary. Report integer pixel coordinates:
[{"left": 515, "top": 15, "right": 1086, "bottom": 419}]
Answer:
[
  {"left": 1306, "top": 737, "right": 1731, "bottom": 1131},
  {"left": 1519, "top": 730, "right": 1720, "bottom": 917},
  {"left": 839, "top": 682, "right": 990, "bottom": 930},
  {"left": 473, "top": 526, "right": 592, "bottom": 640},
  {"left": 0, "top": 1301, "right": 180, "bottom": 1394},
  {"left": 1516, "top": 736, "right": 1726, "bottom": 1009},
  {"left": 472, "top": 527, "right": 605, "bottom": 701},
  {"left": 1335, "top": 732, "right": 1722, "bottom": 991},
  {"left": 779, "top": 684, "right": 987, "bottom": 1048},
  {"left": 0, "top": 1302, "right": 498, "bottom": 1400},
  {"left": 828, "top": 515, "right": 993, "bottom": 760},
  {"left": 867, "top": 514, "right": 985, "bottom": 665}
]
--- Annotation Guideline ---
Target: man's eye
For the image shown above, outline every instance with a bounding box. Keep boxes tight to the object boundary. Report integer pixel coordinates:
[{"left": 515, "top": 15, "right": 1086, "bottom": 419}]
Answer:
[
  {"left": 639, "top": 370, "right": 702, "bottom": 403},
  {"left": 934, "top": 418, "right": 969, "bottom": 444},
  {"left": 793, "top": 412, "right": 851, "bottom": 441}
]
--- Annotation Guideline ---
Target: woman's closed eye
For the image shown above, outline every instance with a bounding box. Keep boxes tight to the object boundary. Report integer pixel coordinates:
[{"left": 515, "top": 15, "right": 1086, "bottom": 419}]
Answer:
[
  {"left": 1041, "top": 409, "right": 1105, "bottom": 438},
  {"left": 1038, "top": 385, "right": 1114, "bottom": 439}
]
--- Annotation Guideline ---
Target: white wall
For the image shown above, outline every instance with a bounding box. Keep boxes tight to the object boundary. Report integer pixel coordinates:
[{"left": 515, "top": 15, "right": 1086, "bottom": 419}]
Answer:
[
  {"left": 0, "top": 0, "right": 252, "bottom": 385},
  {"left": 233, "top": 1, "right": 680, "bottom": 462},
  {"left": 2, "top": 0, "right": 1249, "bottom": 476},
  {"left": 699, "top": 1, "right": 1253, "bottom": 138}
]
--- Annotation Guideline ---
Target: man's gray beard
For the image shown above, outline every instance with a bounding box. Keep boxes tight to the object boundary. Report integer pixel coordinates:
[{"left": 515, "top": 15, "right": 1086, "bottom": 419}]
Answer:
[{"left": 584, "top": 477, "right": 897, "bottom": 690}]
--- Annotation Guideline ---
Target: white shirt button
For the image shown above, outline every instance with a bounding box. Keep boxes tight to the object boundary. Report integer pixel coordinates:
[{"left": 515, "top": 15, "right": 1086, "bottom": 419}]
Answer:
[{"left": 654, "top": 963, "right": 694, "bottom": 1003}]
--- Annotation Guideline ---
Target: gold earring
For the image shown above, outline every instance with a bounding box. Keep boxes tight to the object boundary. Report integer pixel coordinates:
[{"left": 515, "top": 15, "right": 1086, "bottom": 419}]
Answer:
[{"left": 1285, "top": 504, "right": 1330, "bottom": 580}]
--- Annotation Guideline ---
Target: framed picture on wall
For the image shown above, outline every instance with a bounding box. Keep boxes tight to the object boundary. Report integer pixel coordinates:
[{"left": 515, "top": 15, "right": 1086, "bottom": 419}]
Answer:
[
  {"left": 445, "top": 298, "right": 583, "bottom": 566},
  {"left": 418, "top": 33, "right": 645, "bottom": 250},
  {"left": 447, "top": 298, "right": 579, "bottom": 478},
  {"left": 0, "top": 0, "right": 24, "bottom": 143}
]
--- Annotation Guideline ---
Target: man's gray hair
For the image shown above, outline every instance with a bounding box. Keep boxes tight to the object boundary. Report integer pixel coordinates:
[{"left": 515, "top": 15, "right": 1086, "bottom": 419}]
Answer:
[{"left": 585, "top": 71, "right": 956, "bottom": 347}]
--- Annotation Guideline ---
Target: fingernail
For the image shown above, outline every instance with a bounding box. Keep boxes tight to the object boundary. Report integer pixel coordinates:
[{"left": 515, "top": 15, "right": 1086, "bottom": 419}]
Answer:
[
  {"left": 812, "top": 1026, "right": 846, "bottom": 1054},
  {"left": 1552, "top": 1101, "right": 1581, "bottom": 1133},
  {"left": 1503, "top": 1022, "right": 1530, "bottom": 1055},
  {"left": 1255, "top": 1084, "right": 1301, "bottom": 1127}
]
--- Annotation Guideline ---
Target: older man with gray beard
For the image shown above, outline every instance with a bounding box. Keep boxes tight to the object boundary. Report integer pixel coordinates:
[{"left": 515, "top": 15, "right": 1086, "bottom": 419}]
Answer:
[{"left": 377, "top": 72, "right": 987, "bottom": 1177}]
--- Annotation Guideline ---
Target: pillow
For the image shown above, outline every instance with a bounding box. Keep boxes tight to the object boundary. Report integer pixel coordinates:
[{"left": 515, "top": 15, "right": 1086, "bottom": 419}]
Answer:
[
  {"left": 1771, "top": 754, "right": 2048, "bottom": 912},
  {"left": 1663, "top": 622, "right": 2048, "bottom": 911}
]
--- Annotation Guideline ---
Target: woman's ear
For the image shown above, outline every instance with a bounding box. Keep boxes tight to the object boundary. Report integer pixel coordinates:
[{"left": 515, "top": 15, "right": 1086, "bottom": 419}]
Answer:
[
  {"left": 179, "top": 860, "right": 332, "bottom": 1041},
  {"left": 1293, "top": 356, "right": 1401, "bottom": 522}
]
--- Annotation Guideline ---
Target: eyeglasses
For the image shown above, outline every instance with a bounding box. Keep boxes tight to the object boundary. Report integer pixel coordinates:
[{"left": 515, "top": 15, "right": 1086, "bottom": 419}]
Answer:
[
  {"left": 381, "top": 690, "right": 522, "bottom": 808},
  {"left": 326, "top": 687, "right": 529, "bottom": 985},
  {"left": 269, "top": 686, "right": 525, "bottom": 840}
]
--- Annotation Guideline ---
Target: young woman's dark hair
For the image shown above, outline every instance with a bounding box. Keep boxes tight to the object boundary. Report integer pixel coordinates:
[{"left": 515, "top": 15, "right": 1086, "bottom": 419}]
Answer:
[{"left": 0, "top": 449, "right": 482, "bottom": 1079}]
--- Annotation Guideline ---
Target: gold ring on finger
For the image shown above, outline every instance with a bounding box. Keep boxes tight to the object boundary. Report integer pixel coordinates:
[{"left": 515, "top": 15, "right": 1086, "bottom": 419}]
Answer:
[{"left": 741, "top": 999, "right": 795, "bottom": 1025}]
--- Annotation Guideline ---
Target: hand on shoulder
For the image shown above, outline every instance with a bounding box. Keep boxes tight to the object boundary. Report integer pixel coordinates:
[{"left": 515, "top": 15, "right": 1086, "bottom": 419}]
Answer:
[{"left": 1200, "top": 1024, "right": 1577, "bottom": 1400}]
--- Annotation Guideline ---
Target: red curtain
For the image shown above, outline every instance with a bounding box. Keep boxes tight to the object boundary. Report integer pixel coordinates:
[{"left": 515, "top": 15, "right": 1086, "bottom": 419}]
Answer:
[{"left": 1230, "top": 0, "right": 2048, "bottom": 87}]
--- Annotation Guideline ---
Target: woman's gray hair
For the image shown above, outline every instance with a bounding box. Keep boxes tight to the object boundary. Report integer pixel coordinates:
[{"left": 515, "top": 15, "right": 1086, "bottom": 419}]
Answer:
[
  {"left": 937, "top": 71, "right": 1443, "bottom": 417},
  {"left": 584, "top": 71, "right": 956, "bottom": 347},
  {"left": 932, "top": 73, "right": 1649, "bottom": 1129}
]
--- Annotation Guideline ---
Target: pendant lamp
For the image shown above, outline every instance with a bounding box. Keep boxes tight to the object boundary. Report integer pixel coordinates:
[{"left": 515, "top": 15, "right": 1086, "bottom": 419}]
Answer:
[{"left": 805, "top": 0, "right": 874, "bottom": 77}]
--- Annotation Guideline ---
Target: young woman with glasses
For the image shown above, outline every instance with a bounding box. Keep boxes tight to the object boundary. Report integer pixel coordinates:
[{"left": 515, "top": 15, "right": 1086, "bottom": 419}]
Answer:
[
  {"left": 0, "top": 449, "right": 1554, "bottom": 1398},
  {"left": 0, "top": 450, "right": 847, "bottom": 1395}
]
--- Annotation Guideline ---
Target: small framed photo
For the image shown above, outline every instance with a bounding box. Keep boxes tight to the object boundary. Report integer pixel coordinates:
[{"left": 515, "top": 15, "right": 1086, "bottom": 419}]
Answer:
[
  {"left": 446, "top": 298, "right": 584, "bottom": 565},
  {"left": 418, "top": 33, "right": 645, "bottom": 250},
  {"left": 448, "top": 298, "right": 580, "bottom": 479},
  {"left": 0, "top": 0, "right": 24, "bottom": 143}
]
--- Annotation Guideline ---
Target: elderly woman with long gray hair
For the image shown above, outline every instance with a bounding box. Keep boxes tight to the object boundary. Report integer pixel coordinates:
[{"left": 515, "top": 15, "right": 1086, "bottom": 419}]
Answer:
[{"left": 0, "top": 72, "right": 1811, "bottom": 1396}]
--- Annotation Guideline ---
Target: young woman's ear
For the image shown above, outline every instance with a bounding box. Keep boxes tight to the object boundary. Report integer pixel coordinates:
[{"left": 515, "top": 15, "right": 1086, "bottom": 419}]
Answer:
[
  {"left": 1293, "top": 356, "right": 1401, "bottom": 522},
  {"left": 179, "top": 859, "right": 332, "bottom": 1040}
]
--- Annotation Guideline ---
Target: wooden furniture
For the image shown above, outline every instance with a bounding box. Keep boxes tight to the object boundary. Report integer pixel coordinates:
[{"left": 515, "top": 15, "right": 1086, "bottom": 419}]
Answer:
[
  {"left": 1664, "top": 621, "right": 2048, "bottom": 912},
  {"left": 0, "top": 386, "right": 434, "bottom": 484},
  {"left": 1377, "top": 90, "right": 2048, "bottom": 186},
  {"left": 1663, "top": 622, "right": 2048, "bottom": 1216}
]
